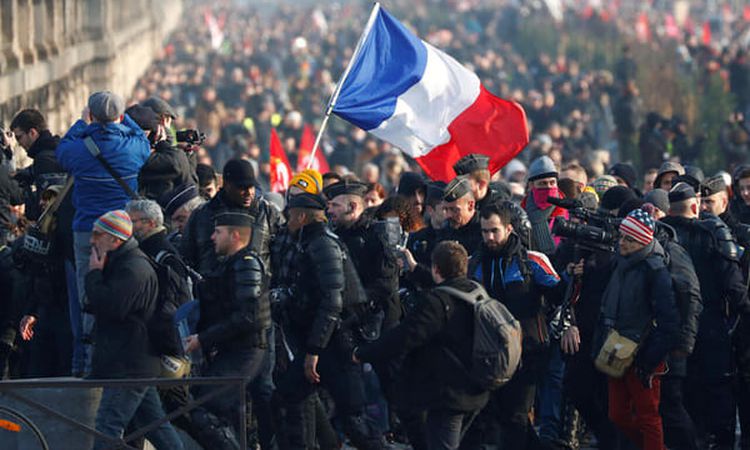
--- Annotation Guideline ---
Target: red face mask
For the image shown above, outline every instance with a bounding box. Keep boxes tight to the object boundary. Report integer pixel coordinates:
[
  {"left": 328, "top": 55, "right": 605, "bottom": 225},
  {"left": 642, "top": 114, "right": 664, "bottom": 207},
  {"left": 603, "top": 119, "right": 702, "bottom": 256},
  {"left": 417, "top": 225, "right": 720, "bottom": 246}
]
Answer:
[{"left": 532, "top": 187, "right": 560, "bottom": 209}]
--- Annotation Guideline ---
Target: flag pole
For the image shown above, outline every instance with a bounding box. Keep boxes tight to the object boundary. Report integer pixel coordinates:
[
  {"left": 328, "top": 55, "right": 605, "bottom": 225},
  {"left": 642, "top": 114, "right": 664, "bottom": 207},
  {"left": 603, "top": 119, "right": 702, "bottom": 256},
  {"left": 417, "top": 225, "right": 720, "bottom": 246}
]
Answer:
[{"left": 307, "top": 2, "right": 381, "bottom": 170}]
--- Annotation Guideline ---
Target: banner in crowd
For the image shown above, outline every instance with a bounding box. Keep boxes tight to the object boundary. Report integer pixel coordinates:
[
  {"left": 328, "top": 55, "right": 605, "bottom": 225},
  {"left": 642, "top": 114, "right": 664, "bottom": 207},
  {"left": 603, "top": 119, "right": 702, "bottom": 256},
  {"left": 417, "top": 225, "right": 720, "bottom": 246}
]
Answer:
[
  {"left": 331, "top": 6, "right": 529, "bottom": 182},
  {"left": 269, "top": 128, "right": 292, "bottom": 193}
]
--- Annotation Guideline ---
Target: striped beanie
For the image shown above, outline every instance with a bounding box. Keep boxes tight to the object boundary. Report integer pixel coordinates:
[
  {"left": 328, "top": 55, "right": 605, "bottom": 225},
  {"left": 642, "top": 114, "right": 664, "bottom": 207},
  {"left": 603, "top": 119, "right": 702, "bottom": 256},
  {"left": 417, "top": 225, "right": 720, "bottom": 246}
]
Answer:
[
  {"left": 93, "top": 210, "right": 133, "bottom": 241},
  {"left": 619, "top": 208, "right": 655, "bottom": 246}
]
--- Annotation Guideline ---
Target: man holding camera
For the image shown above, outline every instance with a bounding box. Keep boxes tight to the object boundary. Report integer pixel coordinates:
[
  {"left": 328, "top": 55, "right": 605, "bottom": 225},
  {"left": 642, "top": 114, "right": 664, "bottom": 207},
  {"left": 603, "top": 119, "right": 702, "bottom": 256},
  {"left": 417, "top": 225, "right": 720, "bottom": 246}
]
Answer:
[
  {"left": 127, "top": 104, "right": 196, "bottom": 201},
  {"left": 56, "top": 91, "right": 151, "bottom": 376}
]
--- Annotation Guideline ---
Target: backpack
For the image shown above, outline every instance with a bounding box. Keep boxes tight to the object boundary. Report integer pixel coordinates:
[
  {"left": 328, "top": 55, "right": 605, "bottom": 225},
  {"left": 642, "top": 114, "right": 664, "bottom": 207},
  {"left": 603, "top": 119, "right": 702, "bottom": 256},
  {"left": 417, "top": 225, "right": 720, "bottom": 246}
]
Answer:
[
  {"left": 434, "top": 280, "right": 523, "bottom": 390},
  {"left": 147, "top": 251, "right": 194, "bottom": 356}
]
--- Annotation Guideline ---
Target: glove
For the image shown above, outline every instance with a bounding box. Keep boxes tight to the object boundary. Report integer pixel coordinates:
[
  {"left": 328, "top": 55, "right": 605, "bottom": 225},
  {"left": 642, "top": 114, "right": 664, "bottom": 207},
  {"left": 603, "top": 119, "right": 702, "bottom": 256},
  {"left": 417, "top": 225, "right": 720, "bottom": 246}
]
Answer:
[{"left": 635, "top": 366, "right": 654, "bottom": 389}]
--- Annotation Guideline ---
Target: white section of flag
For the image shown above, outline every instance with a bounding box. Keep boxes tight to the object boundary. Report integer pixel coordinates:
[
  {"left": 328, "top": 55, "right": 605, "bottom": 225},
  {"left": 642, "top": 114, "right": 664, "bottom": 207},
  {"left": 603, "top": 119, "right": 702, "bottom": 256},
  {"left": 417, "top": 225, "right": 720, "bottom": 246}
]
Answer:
[{"left": 370, "top": 42, "right": 480, "bottom": 157}]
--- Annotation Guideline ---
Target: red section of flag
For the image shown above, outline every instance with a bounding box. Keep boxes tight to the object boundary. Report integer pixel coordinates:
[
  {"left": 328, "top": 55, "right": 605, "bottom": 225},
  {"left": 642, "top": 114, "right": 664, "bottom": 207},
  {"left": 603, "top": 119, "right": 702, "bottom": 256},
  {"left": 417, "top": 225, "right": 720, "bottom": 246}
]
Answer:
[
  {"left": 745, "top": 5, "right": 750, "bottom": 22},
  {"left": 296, "top": 124, "right": 330, "bottom": 173},
  {"left": 270, "top": 129, "right": 293, "bottom": 193},
  {"left": 415, "top": 85, "right": 529, "bottom": 182},
  {"left": 702, "top": 21, "right": 712, "bottom": 45}
]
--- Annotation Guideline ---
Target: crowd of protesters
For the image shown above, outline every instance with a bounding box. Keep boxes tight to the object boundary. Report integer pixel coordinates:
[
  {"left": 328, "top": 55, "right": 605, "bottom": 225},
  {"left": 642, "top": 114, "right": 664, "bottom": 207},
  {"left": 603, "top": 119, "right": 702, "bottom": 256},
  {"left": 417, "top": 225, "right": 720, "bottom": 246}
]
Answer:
[{"left": 4, "top": 1, "right": 750, "bottom": 450}]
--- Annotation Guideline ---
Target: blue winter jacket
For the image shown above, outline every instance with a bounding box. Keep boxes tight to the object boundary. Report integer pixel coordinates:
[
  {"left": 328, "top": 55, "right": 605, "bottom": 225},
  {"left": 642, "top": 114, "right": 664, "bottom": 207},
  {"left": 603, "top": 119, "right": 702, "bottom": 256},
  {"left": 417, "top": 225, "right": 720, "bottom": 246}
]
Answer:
[{"left": 56, "top": 115, "right": 150, "bottom": 232}]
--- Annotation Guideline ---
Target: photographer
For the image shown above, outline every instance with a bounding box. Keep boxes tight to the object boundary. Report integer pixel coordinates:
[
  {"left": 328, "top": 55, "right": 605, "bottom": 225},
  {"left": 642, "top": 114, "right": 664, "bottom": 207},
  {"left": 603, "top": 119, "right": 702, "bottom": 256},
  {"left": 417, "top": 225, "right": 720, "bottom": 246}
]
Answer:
[
  {"left": 594, "top": 209, "right": 679, "bottom": 450},
  {"left": 551, "top": 197, "right": 625, "bottom": 449},
  {"left": 129, "top": 105, "right": 197, "bottom": 200},
  {"left": 9, "top": 109, "right": 66, "bottom": 220}
]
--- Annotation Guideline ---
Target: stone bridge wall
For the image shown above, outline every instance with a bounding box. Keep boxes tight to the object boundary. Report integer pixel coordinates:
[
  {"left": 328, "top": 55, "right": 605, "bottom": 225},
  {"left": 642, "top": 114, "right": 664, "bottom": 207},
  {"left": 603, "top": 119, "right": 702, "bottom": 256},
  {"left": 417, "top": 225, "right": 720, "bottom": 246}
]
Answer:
[{"left": 0, "top": 0, "right": 183, "bottom": 133}]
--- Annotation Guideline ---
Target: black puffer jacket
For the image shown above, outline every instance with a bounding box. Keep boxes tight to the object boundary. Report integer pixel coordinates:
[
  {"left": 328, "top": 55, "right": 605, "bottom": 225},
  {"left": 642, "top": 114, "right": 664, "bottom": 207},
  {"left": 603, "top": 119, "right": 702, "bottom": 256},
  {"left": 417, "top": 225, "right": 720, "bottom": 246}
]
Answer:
[
  {"left": 181, "top": 189, "right": 282, "bottom": 276},
  {"left": 197, "top": 246, "right": 270, "bottom": 351},
  {"left": 85, "top": 239, "right": 160, "bottom": 379},
  {"left": 357, "top": 276, "right": 489, "bottom": 412},
  {"left": 662, "top": 215, "right": 750, "bottom": 379},
  {"left": 284, "top": 221, "right": 347, "bottom": 354},
  {"left": 335, "top": 216, "right": 400, "bottom": 328},
  {"left": 138, "top": 141, "right": 197, "bottom": 200}
]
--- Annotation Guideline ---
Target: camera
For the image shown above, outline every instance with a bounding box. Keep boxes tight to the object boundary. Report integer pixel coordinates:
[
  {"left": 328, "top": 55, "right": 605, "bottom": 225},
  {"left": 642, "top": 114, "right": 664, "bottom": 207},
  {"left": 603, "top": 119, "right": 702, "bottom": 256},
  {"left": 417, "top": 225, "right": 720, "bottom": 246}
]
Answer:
[
  {"left": 176, "top": 129, "right": 206, "bottom": 146},
  {"left": 549, "top": 197, "right": 621, "bottom": 253}
]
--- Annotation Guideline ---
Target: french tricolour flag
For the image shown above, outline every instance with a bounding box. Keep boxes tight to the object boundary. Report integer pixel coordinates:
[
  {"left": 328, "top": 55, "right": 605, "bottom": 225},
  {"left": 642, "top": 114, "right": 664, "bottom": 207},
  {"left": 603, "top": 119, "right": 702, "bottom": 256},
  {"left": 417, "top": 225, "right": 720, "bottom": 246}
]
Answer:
[{"left": 332, "top": 5, "right": 529, "bottom": 182}]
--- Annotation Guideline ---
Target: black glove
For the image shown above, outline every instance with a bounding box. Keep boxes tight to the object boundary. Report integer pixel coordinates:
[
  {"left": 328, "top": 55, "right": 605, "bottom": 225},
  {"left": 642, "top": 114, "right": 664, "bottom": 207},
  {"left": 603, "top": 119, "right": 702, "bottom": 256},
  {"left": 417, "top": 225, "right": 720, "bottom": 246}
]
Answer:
[{"left": 635, "top": 365, "right": 654, "bottom": 389}]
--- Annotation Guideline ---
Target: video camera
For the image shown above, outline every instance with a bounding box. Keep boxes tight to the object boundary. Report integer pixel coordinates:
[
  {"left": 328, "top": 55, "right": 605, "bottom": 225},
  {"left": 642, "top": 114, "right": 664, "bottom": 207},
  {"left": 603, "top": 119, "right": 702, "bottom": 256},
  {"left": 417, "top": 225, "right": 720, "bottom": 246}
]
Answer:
[
  {"left": 176, "top": 129, "right": 206, "bottom": 146},
  {"left": 549, "top": 197, "right": 621, "bottom": 253}
]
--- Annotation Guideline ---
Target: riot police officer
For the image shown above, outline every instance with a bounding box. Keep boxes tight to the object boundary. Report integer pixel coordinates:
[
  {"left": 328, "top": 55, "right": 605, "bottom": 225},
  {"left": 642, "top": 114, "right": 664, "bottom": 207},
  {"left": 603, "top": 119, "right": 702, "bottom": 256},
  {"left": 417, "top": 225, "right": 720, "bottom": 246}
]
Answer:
[
  {"left": 274, "top": 193, "right": 382, "bottom": 450},
  {"left": 324, "top": 180, "right": 400, "bottom": 329},
  {"left": 186, "top": 212, "right": 271, "bottom": 449},
  {"left": 438, "top": 177, "right": 482, "bottom": 255},
  {"left": 662, "top": 182, "right": 750, "bottom": 449}
]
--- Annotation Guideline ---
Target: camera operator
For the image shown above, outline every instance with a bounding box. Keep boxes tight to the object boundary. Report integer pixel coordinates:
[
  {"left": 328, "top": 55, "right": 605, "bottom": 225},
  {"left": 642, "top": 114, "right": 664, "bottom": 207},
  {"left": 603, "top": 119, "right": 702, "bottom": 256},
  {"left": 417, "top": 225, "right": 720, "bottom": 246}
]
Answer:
[
  {"left": 128, "top": 105, "right": 197, "bottom": 201},
  {"left": 9, "top": 109, "right": 66, "bottom": 220},
  {"left": 550, "top": 195, "right": 627, "bottom": 449},
  {"left": 662, "top": 182, "right": 750, "bottom": 448}
]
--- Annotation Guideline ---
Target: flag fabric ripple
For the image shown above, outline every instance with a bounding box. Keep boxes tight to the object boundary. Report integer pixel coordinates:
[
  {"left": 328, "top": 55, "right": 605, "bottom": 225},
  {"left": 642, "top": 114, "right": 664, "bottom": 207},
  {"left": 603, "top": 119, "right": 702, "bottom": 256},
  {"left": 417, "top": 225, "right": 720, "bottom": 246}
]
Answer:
[{"left": 332, "top": 6, "right": 529, "bottom": 181}]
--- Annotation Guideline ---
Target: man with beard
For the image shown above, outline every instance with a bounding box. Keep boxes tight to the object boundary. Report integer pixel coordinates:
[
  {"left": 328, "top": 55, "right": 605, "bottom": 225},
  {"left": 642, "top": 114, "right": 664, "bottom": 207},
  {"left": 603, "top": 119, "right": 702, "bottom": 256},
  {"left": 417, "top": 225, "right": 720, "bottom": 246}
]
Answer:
[{"left": 462, "top": 203, "right": 562, "bottom": 450}]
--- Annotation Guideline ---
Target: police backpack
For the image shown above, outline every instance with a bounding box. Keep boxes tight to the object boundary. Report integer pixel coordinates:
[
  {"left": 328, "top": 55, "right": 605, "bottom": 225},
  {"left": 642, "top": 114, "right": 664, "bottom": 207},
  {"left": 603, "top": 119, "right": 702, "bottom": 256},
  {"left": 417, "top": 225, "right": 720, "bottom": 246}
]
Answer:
[{"left": 435, "top": 280, "right": 523, "bottom": 390}]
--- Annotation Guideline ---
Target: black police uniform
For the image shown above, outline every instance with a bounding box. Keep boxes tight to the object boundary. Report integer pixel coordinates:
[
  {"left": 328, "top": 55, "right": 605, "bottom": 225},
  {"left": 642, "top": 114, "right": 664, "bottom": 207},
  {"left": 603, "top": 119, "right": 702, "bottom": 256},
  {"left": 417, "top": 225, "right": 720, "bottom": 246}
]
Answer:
[
  {"left": 275, "top": 219, "right": 382, "bottom": 450},
  {"left": 181, "top": 189, "right": 281, "bottom": 275},
  {"left": 191, "top": 239, "right": 271, "bottom": 448},
  {"left": 662, "top": 206, "right": 750, "bottom": 448}
]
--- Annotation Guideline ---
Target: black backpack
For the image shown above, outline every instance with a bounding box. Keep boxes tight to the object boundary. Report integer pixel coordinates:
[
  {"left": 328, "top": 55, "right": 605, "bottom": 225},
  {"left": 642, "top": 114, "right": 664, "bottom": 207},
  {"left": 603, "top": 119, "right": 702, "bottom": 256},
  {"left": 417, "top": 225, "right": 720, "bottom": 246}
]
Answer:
[
  {"left": 435, "top": 280, "right": 523, "bottom": 390},
  {"left": 147, "top": 251, "right": 193, "bottom": 356}
]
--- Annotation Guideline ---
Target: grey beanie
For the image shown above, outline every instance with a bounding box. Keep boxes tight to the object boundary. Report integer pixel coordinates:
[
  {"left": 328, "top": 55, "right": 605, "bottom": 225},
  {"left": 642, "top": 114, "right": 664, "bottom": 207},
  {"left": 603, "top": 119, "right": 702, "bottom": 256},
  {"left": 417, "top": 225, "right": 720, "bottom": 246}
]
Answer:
[
  {"left": 527, "top": 155, "right": 558, "bottom": 181},
  {"left": 644, "top": 188, "right": 670, "bottom": 213},
  {"left": 88, "top": 91, "right": 125, "bottom": 123}
]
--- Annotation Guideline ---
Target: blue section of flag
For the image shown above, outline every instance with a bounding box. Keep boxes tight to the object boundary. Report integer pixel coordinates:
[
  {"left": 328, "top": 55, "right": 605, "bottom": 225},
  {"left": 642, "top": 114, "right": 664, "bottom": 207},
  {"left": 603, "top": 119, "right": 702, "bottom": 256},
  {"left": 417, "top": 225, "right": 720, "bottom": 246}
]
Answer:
[{"left": 332, "top": 8, "right": 427, "bottom": 131}]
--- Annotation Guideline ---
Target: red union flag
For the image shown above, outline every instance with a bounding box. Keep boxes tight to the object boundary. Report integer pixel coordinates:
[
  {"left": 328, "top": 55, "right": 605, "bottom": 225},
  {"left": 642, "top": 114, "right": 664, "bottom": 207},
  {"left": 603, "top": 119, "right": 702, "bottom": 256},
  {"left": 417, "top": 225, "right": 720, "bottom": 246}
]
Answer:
[
  {"left": 296, "top": 124, "right": 330, "bottom": 173},
  {"left": 269, "top": 129, "right": 292, "bottom": 193}
]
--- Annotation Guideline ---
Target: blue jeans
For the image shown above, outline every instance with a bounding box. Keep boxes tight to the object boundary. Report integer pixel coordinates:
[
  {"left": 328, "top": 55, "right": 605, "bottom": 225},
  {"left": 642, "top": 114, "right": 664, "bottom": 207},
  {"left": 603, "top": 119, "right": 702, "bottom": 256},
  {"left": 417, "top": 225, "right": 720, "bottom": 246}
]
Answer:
[
  {"left": 537, "top": 343, "right": 565, "bottom": 441},
  {"left": 73, "top": 231, "right": 94, "bottom": 375},
  {"left": 65, "top": 259, "right": 85, "bottom": 375},
  {"left": 94, "top": 385, "right": 184, "bottom": 450}
]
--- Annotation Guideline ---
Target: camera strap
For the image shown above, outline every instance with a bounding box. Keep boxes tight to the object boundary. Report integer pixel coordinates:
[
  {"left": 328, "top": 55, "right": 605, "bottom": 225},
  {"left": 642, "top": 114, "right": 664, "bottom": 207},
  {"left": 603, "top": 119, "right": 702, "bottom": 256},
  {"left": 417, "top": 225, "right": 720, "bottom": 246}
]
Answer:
[{"left": 83, "top": 137, "right": 141, "bottom": 200}]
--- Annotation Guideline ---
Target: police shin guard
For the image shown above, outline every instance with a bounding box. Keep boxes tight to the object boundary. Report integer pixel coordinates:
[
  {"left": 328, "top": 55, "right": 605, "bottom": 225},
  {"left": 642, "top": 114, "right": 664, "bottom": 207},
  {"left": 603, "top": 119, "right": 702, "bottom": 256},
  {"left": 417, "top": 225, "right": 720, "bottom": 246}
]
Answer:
[
  {"left": 342, "top": 412, "right": 385, "bottom": 450},
  {"left": 190, "top": 408, "right": 240, "bottom": 450}
]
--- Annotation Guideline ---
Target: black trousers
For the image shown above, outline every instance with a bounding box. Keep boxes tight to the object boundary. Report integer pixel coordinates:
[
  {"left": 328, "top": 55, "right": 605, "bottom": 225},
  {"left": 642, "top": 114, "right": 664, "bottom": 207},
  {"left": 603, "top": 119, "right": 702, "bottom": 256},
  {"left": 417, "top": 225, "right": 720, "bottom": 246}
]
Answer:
[
  {"left": 193, "top": 347, "right": 266, "bottom": 430},
  {"left": 275, "top": 334, "right": 379, "bottom": 450},
  {"left": 684, "top": 375, "right": 736, "bottom": 449},
  {"left": 660, "top": 375, "right": 698, "bottom": 450}
]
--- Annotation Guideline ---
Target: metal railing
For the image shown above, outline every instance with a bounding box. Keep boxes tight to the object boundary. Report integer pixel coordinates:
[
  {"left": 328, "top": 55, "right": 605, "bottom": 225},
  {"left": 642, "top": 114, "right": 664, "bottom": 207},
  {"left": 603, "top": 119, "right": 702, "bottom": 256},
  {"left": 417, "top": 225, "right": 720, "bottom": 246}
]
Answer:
[{"left": 0, "top": 376, "right": 250, "bottom": 450}]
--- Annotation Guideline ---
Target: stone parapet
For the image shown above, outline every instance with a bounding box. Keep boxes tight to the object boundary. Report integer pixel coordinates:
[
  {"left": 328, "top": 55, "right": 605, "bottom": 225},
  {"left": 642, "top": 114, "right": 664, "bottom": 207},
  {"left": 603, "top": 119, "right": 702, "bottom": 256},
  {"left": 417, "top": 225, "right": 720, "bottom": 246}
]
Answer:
[{"left": 0, "top": 0, "right": 183, "bottom": 133}]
